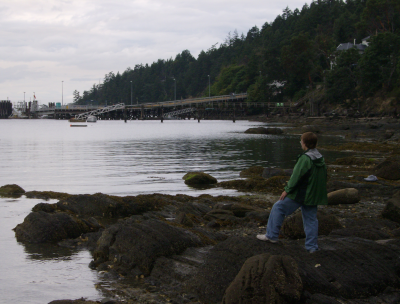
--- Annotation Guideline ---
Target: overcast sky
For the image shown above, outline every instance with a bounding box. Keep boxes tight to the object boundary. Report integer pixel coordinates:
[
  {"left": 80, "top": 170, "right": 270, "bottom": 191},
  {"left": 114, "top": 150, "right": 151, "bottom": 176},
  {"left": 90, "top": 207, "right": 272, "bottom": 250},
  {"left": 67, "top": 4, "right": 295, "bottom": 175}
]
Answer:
[{"left": 1, "top": 0, "right": 309, "bottom": 105}]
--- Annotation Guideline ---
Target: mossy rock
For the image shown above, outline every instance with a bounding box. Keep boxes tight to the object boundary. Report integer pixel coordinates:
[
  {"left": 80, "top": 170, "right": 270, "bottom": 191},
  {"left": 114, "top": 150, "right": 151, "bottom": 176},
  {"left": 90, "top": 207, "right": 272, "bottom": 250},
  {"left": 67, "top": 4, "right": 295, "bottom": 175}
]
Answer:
[
  {"left": 0, "top": 184, "right": 25, "bottom": 196},
  {"left": 240, "top": 166, "right": 264, "bottom": 178},
  {"left": 25, "top": 191, "right": 71, "bottom": 200},
  {"left": 183, "top": 172, "right": 217, "bottom": 186}
]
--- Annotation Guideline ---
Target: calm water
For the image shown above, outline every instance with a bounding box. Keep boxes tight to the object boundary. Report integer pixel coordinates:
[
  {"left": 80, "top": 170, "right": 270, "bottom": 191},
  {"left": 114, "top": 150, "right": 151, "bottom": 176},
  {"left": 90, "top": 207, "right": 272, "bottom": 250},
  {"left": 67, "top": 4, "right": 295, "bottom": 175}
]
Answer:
[{"left": 0, "top": 119, "right": 347, "bottom": 303}]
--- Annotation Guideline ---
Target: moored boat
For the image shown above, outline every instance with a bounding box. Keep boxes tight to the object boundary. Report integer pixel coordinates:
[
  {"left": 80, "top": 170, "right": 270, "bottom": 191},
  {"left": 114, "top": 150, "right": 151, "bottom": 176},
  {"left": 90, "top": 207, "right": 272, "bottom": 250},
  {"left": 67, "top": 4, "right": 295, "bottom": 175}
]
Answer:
[{"left": 86, "top": 115, "right": 97, "bottom": 123}]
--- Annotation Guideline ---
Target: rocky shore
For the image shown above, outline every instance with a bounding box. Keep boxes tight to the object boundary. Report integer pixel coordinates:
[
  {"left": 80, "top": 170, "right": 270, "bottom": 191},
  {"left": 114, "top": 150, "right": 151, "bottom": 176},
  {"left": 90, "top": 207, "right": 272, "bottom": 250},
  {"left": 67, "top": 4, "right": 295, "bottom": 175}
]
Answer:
[{"left": 4, "top": 116, "right": 400, "bottom": 304}]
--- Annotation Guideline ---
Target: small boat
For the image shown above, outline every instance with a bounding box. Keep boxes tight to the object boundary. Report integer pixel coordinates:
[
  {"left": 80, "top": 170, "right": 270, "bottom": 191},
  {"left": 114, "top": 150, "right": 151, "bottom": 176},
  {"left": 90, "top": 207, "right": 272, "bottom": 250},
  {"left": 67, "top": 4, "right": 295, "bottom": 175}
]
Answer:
[{"left": 86, "top": 115, "right": 97, "bottom": 123}]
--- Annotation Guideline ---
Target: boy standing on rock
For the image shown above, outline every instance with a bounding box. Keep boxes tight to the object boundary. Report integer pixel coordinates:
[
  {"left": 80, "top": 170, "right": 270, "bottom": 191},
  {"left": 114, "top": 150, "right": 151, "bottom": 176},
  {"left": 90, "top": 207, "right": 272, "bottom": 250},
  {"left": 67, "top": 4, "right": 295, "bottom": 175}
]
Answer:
[{"left": 257, "top": 132, "right": 328, "bottom": 253}]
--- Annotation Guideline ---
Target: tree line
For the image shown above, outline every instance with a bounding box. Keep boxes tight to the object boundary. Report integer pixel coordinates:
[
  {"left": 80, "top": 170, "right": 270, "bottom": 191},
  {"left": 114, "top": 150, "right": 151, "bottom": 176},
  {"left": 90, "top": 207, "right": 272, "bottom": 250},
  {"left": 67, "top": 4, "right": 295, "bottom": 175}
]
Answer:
[{"left": 74, "top": 0, "right": 400, "bottom": 106}]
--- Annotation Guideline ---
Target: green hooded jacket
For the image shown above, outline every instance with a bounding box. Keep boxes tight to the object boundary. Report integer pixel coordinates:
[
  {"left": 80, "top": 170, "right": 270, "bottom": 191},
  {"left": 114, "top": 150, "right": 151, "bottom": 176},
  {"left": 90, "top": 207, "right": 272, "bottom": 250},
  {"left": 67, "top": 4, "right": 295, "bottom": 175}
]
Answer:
[{"left": 284, "top": 148, "right": 328, "bottom": 206}]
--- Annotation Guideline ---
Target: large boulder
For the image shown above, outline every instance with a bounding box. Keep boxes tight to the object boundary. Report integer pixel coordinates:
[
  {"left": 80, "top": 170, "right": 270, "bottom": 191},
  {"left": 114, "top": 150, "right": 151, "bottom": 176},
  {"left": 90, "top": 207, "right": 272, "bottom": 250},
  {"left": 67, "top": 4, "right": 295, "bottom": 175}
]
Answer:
[
  {"left": 0, "top": 184, "right": 25, "bottom": 196},
  {"left": 91, "top": 219, "right": 203, "bottom": 276},
  {"left": 14, "top": 211, "right": 95, "bottom": 243},
  {"left": 262, "top": 167, "right": 293, "bottom": 179},
  {"left": 328, "top": 188, "right": 359, "bottom": 205},
  {"left": 187, "top": 236, "right": 400, "bottom": 303},
  {"left": 281, "top": 210, "right": 342, "bottom": 239},
  {"left": 183, "top": 172, "right": 217, "bottom": 186},
  {"left": 244, "top": 127, "right": 283, "bottom": 135},
  {"left": 222, "top": 254, "right": 302, "bottom": 304},
  {"left": 375, "top": 160, "right": 400, "bottom": 180}
]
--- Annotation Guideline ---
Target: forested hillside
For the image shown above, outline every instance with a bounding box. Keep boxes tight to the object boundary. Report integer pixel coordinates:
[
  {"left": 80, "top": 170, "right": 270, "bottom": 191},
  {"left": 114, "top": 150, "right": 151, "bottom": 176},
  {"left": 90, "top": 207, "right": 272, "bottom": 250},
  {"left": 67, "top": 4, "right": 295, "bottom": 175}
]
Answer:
[{"left": 74, "top": 0, "right": 400, "bottom": 107}]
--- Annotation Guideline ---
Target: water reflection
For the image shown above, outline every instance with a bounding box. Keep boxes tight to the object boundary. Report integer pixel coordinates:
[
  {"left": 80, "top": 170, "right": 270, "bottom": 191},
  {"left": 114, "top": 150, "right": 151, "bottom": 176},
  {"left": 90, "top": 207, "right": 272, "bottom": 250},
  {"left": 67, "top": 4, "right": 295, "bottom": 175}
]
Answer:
[{"left": 21, "top": 242, "right": 76, "bottom": 261}]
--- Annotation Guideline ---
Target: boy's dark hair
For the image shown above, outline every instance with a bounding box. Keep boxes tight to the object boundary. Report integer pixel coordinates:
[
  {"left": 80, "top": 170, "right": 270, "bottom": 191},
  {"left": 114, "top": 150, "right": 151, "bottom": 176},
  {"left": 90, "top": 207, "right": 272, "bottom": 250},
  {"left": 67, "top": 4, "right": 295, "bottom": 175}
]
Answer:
[{"left": 301, "top": 132, "right": 318, "bottom": 149}]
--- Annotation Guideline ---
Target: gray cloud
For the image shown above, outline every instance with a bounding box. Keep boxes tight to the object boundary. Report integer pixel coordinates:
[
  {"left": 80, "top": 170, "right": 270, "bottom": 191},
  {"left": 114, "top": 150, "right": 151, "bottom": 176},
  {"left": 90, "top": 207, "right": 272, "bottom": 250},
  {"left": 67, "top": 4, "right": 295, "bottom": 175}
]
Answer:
[{"left": 0, "top": 0, "right": 309, "bottom": 104}]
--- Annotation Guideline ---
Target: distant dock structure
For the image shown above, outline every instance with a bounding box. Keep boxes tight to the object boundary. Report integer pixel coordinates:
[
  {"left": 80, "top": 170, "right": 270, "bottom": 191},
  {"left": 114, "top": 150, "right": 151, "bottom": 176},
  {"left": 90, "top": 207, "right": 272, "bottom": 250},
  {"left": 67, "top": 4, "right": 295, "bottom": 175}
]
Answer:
[{"left": 10, "top": 92, "right": 303, "bottom": 120}]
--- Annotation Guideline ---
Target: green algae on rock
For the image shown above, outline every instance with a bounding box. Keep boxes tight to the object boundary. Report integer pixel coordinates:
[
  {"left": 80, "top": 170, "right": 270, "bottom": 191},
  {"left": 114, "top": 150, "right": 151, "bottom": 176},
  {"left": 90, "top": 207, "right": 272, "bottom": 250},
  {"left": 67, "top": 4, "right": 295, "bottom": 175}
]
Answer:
[
  {"left": 0, "top": 184, "right": 25, "bottom": 197},
  {"left": 183, "top": 172, "right": 217, "bottom": 186}
]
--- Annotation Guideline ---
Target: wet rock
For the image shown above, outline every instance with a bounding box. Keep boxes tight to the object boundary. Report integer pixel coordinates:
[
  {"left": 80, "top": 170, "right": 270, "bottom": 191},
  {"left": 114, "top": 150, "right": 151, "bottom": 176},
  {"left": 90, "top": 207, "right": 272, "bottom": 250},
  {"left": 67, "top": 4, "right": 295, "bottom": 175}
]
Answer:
[
  {"left": 244, "top": 127, "right": 283, "bottom": 135},
  {"left": 0, "top": 184, "right": 25, "bottom": 196},
  {"left": 187, "top": 236, "right": 400, "bottom": 303},
  {"left": 222, "top": 254, "right": 302, "bottom": 304},
  {"left": 183, "top": 172, "right": 217, "bottom": 186},
  {"left": 375, "top": 160, "right": 400, "bottom": 180},
  {"left": 328, "top": 188, "right": 359, "bottom": 205},
  {"left": 281, "top": 210, "right": 342, "bottom": 239},
  {"left": 240, "top": 166, "right": 264, "bottom": 178},
  {"left": 14, "top": 211, "right": 94, "bottom": 243},
  {"left": 204, "top": 209, "right": 239, "bottom": 223},
  {"left": 91, "top": 219, "right": 203, "bottom": 276},
  {"left": 32, "top": 202, "right": 57, "bottom": 213},
  {"left": 175, "top": 212, "right": 194, "bottom": 227},
  {"left": 262, "top": 167, "right": 293, "bottom": 179}
]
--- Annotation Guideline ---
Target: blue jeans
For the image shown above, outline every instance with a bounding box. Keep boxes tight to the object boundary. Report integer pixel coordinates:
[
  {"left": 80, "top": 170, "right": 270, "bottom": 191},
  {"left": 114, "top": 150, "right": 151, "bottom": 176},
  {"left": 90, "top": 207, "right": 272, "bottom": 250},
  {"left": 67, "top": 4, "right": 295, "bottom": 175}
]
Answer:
[{"left": 266, "top": 196, "right": 318, "bottom": 251}]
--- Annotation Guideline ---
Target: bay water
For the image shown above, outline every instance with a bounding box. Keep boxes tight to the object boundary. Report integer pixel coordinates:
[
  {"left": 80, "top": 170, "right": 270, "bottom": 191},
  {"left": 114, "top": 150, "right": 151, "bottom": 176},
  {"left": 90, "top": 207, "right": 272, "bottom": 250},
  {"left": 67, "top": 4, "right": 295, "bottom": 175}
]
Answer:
[{"left": 0, "top": 119, "right": 347, "bottom": 303}]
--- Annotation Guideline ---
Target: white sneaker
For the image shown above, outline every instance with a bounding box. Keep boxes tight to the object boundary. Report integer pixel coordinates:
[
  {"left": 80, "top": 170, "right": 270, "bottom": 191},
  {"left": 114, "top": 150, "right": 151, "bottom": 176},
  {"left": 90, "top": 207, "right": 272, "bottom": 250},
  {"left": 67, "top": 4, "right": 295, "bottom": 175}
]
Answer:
[{"left": 256, "top": 234, "right": 278, "bottom": 243}]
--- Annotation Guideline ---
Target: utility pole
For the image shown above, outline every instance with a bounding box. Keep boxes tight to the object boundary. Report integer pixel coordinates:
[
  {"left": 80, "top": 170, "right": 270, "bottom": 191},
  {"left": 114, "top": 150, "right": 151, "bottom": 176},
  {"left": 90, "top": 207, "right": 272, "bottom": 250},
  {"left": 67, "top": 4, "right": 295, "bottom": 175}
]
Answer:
[{"left": 62, "top": 81, "right": 64, "bottom": 106}]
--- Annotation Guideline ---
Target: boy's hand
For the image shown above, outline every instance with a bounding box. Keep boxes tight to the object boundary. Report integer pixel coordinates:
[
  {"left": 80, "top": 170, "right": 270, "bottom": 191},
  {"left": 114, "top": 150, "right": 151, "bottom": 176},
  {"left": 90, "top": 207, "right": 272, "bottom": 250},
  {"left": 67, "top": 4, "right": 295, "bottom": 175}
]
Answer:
[{"left": 280, "top": 191, "right": 287, "bottom": 201}]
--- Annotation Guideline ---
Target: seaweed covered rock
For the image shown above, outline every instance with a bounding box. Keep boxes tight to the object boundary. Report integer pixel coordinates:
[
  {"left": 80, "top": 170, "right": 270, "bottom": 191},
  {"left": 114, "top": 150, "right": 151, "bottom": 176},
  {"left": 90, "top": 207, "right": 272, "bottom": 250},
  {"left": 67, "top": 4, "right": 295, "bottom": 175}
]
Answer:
[
  {"left": 218, "top": 176, "right": 289, "bottom": 194},
  {"left": 328, "top": 188, "right": 359, "bottom": 205},
  {"left": 56, "top": 193, "right": 170, "bottom": 218},
  {"left": 0, "top": 184, "right": 25, "bottom": 196},
  {"left": 222, "top": 254, "right": 302, "bottom": 304},
  {"left": 25, "top": 190, "right": 71, "bottom": 200},
  {"left": 183, "top": 172, "right": 217, "bottom": 186},
  {"left": 240, "top": 166, "right": 264, "bottom": 178},
  {"left": 281, "top": 210, "right": 342, "bottom": 239},
  {"left": 14, "top": 211, "right": 95, "bottom": 243},
  {"left": 244, "top": 127, "right": 283, "bottom": 135},
  {"left": 91, "top": 219, "right": 203, "bottom": 276}
]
